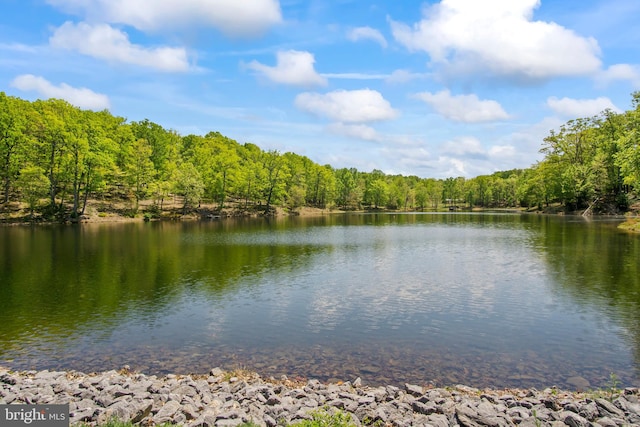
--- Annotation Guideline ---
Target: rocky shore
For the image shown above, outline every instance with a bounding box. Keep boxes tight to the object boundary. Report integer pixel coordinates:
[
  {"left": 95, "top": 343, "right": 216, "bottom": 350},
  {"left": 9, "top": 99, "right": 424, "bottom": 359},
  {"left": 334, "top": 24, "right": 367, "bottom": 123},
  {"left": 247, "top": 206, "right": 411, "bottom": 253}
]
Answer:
[{"left": 1, "top": 367, "right": 639, "bottom": 427}]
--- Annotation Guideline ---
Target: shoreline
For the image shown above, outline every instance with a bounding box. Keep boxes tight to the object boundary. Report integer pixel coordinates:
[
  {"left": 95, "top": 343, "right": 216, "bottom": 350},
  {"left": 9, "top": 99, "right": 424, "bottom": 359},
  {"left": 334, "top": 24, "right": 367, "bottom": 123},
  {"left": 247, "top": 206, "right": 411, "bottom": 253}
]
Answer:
[{"left": 1, "top": 367, "right": 639, "bottom": 426}]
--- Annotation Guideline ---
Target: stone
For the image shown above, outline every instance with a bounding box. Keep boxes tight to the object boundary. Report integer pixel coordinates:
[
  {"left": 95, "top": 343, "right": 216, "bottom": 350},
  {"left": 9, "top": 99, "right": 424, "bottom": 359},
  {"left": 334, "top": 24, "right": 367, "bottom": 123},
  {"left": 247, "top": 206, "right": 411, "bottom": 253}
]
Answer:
[
  {"left": 615, "top": 395, "right": 640, "bottom": 416},
  {"left": 578, "top": 401, "right": 599, "bottom": 420},
  {"left": 2, "top": 368, "right": 640, "bottom": 427},
  {"left": 595, "top": 398, "right": 624, "bottom": 416},
  {"left": 210, "top": 367, "right": 224, "bottom": 377},
  {"left": 559, "top": 410, "right": 589, "bottom": 427},
  {"left": 215, "top": 419, "right": 243, "bottom": 427},
  {"left": 404, "top": 383, "right": 423, "bottom": 397},
  {"left": 595, "top": 417, "right": 618, "bottom": 427},
  {"left": 189, "top": 409, "right": 218, "bottom": 427},
  {"left": 455, "top": 401, "right": 512, "bottom": 427},
  {"left": 182, "top": 403, "right": 200, "bottom": 420},
  {"left": 69, "top": 407, "right": 95, "bottom": 423},
  {"left": 412, "top": 400, "right": 438, "bottom": 415},
  {"left": 153, "top": 399, "right": 182, "bottom": 423},
  {"left": 426, "top": 414, "right": 450, "bottom": 427},
  {"left": 263, "top": 414, "right": 277, "bottom": 427}
]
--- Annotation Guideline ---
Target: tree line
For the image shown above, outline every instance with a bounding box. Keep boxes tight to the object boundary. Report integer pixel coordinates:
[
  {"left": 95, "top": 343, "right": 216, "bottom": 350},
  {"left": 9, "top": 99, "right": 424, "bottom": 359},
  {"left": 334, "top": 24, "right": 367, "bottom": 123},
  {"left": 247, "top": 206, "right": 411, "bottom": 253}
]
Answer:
[{"left": 1, "top": 91, "right": 639, "bottom": 219}]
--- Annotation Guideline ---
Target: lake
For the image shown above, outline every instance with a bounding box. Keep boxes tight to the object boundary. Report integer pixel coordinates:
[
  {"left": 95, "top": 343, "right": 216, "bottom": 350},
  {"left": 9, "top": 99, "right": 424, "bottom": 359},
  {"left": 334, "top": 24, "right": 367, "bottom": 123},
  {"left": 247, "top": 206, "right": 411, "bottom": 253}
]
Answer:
[{"left": 1, "top": 212, "right": 639, "bottom": 390}]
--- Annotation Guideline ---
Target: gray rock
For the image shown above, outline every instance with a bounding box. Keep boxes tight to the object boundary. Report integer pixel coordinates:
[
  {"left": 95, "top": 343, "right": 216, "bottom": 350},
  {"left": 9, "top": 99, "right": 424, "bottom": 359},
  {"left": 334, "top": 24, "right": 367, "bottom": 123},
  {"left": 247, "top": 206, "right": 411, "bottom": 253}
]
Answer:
[
  {"left": 263, "top": 413, "right": 277, "bottom": 427},
  {"left": 404, "top": 383, "right": 423, "bottom": 397},
  {"left": 578, "top": 401, "right": 599, "bottom": 420},
  {"left": 216, "top": 419, "right": 244, "bottom": 427},
  {"left": 189, "top": 409, "right": 218, "bottom": 427},
  {"left": 559, "top": 410, "right": 590, "bottom": 427},
  {"left": 153, "top": 399, "right": 182, "bottom": 423},
  {"left": 182, "top": 403, "right": 200, "bottom": 420},
  {"left": 412, "top": 400, "right": 438, "bottom": 415},
  {"left": 1, "top": 391, "right": 17, "bottom": 404},
  {"left": 615, "top": 394, "right": 640, "bottom": 416},
  {"left": 507, "top": 406, "right": 530, "bottom": 422},
  {"left": 3, "top": 368, "right": 640, "bottom": 427},
  {"left": 595, "top": 417, "right": 619, "bottom": 427},
  {"left": 426, "top": 413, "right": 450, "bottom": 427},
  {"left": 69, "top": 407, "right": 95, "bottom": 423},
  {"left": 595, "top": 398, "right": 624, "bottom": 417},
  {"left": 455, "top": 401, "right": 513, "bottom": 427}
]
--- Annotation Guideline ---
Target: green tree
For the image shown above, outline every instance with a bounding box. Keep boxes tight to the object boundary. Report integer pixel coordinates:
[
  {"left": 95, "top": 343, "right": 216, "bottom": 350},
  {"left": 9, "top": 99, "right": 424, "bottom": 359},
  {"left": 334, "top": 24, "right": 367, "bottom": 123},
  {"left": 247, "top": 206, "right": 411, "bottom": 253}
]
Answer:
[
  {"left": 307, "top": 164, "right": 336, "bottom": 208},
  {"left": 369, "top": 179, "right": 388, "bottom": 209},
  {"left": 78, "top": 111, "right": 121, "bottom": 214},
  {"left": 124, "top": 138, "right": 155, "bottom": 212},
  {"left": 16, "top": 165, "right": 49, "bottom": 216},
  {"left": 0, "top": 93, "right": 31, "bottom": 203},
  {"left": 615, "top": 92, "right": 640, "bottom": 191},
  {"left": 261, "top": 150, "right": 289, "bottom": 213},
  {"left": 172, "top": 162, "right": 204, "bottom": 214},
  {"left": 335, "top": 168, "right": 361, "bottom": 210},
  {"left": 31, "top": 99, "right": 76, "bottom": 212},
  {"left": 414, "top": 180, "right": 430, "bottom": 211}
]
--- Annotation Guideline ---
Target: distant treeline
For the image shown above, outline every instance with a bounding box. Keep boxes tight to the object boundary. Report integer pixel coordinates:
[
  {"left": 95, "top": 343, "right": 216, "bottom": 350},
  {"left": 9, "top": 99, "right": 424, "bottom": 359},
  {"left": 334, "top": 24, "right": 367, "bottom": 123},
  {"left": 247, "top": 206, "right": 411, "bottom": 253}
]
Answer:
[{"left": 1, "top": 91, "right": 639, "bottom": 218}]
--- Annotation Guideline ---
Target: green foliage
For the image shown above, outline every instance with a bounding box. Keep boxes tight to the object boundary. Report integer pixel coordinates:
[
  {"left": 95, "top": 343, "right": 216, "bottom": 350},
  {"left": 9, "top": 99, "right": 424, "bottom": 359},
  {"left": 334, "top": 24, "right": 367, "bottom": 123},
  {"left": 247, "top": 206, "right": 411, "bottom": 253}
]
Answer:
[
  {"left": 587, "top": 372, "right": 623, "bottom": 401},
  {"left": 16, "top": 165, "right": 49, "bottom": 216},
  {"left": 1, "top": 91, "right": 638, "bottom": 218},
  {"left": 172, "top": 162, "right": 204, "bottom": 213},
  {"left": 291, "top": 408, "right": 357, "bottom": 427}
]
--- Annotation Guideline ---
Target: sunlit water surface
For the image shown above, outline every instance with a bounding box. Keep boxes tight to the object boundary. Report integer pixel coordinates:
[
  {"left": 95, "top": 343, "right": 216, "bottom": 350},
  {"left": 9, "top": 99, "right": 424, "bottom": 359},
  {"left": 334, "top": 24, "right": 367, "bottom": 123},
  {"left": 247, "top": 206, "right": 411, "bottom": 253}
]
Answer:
[{"left": 1, "top": 213, "right": 639, "bottom": 390}]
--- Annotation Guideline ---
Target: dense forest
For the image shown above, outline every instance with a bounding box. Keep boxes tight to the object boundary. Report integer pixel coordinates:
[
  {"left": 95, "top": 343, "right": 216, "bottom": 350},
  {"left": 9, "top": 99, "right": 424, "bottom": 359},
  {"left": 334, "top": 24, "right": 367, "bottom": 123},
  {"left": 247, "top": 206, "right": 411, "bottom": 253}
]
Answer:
[{"left": 1, "top": 91, "right": 639, "bottom": 220}]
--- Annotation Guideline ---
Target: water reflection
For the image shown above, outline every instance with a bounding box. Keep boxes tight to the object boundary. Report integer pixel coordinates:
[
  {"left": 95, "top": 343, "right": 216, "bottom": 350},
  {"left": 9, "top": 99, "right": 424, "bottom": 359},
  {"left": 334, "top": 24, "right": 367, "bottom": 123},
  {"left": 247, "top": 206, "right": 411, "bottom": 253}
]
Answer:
[{"left": 0, "top": 213, "right": 638, "bottom": 390}]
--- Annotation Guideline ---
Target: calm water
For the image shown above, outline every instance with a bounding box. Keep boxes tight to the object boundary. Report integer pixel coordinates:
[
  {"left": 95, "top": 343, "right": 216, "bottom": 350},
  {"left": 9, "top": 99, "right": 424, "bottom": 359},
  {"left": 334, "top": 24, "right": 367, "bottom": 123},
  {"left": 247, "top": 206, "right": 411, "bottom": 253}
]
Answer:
[{"left": 1, "top": 213, "right": 639, "bottom": 390}]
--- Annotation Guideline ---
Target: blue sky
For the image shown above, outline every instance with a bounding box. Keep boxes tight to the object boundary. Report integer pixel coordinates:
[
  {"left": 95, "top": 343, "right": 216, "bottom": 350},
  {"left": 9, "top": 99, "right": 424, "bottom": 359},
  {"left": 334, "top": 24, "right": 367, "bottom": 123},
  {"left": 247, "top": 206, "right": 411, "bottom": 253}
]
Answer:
[{"left": 1, "top": 0, "right": 639, "bottom": 179}]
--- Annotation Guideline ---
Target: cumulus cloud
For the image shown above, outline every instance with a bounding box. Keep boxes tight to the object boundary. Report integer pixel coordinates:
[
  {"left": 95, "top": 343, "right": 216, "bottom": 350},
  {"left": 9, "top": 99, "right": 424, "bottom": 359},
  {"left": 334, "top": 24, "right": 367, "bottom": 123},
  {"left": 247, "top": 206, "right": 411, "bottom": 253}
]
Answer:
[
  {"left": 321, "top": 72, "right": 388, "bottom": 80},
  {"left": 597, "top": 64, "right": 640, "bottom": 88},
  {"left": 385, "top": 69, "right": 430, "bottom": 84},
  {"left": 489, "top": 145, "right": 516, "bottom": 158},
  {"left": 10, "top": 74, "right": 110, "bottom": 110},
  {"left": 246, "top": 50, "right": 327, "bottom": 87},
  {"left": 50, "top": 21, "right": 190, "bottom": 72},
  {"left": 45, "top": 0, "right": 282, "bottom": 37},
  {"left": 440, "top": 136, "right": 487, "bottom": 159},
  {"left": 413, "top": 90, "right": 510, "bottom": 122},
  {"left": 547, "top": 96, "right": 621, "bottom": 117},
  {"left": 347, "top": 26, "right": 387, "bottom": 48},
  {"left": 326, "top": 123, "right": 380, "bottom": 141},
  {"left": 295, "top": 89, "right": 398, "bottom": 123},
  {"left": 389, "top": 0, "right": 601, "bottom": 80}
]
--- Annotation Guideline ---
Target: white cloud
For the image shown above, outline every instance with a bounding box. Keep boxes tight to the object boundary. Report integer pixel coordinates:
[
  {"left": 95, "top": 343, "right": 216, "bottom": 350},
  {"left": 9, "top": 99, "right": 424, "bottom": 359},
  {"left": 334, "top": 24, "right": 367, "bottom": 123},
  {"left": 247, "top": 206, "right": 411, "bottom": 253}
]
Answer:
[
  {"left": 440, "top": 136, "right": 487, "bottom": 159},
  {"left": 10, "top": 74, "right": 110, "bottom": 110},
  {"left": 0, "top": 43, "right": 38, "bottom": 54},
  {"left": 347, "top": 26, "right": 388, "bottom": 48},
  {"left": 385, "top": 69, "right": 430, "bottom": 84},
  {"left": 246, "top": 50, "right": 327, "bottom": 87},
  {"left": 489, "top": 145, "right": 516, "bottom": 158},
  {"left": 389, "top": 0, "right": 601, "bottom": 80},
  {"left": 547, "top": 96, "right": 621, "bottom": 117},
  {"left": 326, "top": 123, "right": 380, "bottom": 141},
  {"left": 295, "top": 89, "right": 398, "bottom": 123},
  {"left": 414, "top": 90, "right": 510, "bottom": 122},
  {"left": 46, "top": 0, "right": 282, "bottom": 37},
  {"left": 321, "top": 73, "right": 388, "bottom": 80},
  {"left": 50, "top": 21, "right": 190, "bottom": 72},
  {"left": 597, "top": 64, "right": 640, "bottom": 88}
]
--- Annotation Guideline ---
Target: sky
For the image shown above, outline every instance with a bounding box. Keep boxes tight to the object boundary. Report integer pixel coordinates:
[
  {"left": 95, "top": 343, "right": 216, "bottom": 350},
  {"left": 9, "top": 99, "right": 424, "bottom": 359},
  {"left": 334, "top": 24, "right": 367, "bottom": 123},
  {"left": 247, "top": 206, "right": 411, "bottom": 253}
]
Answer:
[{"left": 1, "top": 0, "right": 640, "bottom": 179}]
